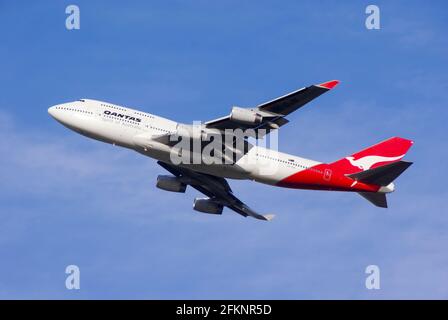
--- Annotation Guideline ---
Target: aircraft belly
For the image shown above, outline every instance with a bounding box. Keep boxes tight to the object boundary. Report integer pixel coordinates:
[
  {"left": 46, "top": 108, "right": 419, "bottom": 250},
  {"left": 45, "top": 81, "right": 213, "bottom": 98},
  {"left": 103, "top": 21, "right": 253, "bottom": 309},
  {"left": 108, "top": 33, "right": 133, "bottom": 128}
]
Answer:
[{"left": 175, "top": 163, "right": 248, "bottom": 179}]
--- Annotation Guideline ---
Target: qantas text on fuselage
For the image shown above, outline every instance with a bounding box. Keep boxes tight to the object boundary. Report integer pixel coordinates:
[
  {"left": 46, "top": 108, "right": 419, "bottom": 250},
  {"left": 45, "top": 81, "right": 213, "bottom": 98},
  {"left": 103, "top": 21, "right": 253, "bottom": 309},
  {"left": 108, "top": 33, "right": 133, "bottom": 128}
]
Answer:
[{"left": 48, "top": 80, "right": 414, "bottom": 221}]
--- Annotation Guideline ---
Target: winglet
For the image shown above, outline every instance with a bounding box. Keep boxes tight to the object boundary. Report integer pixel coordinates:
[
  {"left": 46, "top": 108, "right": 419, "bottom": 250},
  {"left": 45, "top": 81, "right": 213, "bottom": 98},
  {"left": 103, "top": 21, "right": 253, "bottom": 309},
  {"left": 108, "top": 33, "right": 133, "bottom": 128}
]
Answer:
[{"left": 316, "top": 80, "right": 340, "bottom": 90}]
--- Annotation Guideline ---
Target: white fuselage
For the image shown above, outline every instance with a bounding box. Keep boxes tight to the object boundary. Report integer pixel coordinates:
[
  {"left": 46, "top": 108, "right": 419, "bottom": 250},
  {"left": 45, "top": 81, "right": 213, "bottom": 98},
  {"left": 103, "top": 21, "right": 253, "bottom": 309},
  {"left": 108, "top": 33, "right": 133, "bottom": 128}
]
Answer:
[{"left": 48, "top": 99, "right": 320, "bottom": 186}]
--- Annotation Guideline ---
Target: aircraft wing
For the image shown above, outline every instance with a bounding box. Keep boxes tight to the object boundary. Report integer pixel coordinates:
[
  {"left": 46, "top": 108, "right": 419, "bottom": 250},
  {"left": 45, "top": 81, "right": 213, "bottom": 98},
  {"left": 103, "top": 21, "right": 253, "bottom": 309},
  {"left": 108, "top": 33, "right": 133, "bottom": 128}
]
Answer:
[
  {"left": 205, "top": 80, "right": 339, "bottom": 137},
  {"left": 157, "top": 161, "right": 275, "bottom": 221}
]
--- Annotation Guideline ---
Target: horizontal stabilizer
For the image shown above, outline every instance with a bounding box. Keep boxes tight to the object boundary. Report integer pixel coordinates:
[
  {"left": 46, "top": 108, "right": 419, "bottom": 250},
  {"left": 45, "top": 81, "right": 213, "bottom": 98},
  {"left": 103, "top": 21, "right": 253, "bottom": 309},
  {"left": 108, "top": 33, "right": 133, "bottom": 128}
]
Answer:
[
  {"left": 347, "top": 161, "right": 413, "bottom": 186},
  {"left": 358, "top": 192, "right": 388, "bottom": 208}
]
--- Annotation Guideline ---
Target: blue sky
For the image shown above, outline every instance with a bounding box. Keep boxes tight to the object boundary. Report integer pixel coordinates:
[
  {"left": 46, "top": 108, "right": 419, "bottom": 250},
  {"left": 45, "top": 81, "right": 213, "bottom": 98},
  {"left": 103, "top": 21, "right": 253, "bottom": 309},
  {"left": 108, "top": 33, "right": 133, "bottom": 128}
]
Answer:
[{"left": 0, "top": 1, "right": 447, "bottom": 299}]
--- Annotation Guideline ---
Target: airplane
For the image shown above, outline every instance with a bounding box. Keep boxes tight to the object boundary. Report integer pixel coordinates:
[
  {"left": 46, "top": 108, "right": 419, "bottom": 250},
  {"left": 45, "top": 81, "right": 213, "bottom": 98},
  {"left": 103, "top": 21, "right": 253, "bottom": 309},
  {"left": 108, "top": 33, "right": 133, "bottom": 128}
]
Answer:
[{"left": 48, "top": 80, "right": 413, "bottom": 221}]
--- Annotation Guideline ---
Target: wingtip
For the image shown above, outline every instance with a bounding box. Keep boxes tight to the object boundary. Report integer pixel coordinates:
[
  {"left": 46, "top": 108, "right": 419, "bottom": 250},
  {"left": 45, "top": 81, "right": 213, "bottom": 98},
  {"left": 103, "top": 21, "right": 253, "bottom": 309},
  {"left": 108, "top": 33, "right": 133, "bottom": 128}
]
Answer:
[
  {"left": 316, "top": 80, "right": 340, "bottom": 90},
  {"left": 263, "top": 214, "right": 276, "bottom": 221}
]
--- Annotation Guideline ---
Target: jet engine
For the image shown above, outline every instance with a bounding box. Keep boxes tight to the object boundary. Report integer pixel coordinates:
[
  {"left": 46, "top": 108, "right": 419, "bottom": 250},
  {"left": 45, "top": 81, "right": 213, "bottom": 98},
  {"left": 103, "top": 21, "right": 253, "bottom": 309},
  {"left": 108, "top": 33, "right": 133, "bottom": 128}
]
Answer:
[
  {"left": 230, "top": 107, "right": 262, "bottom": 125},
  {"left": 156, "top": 175, "right": 187, "bottom": 193},
  {"left": 193, "top": 198, "right": 223, "bottom": 215}
]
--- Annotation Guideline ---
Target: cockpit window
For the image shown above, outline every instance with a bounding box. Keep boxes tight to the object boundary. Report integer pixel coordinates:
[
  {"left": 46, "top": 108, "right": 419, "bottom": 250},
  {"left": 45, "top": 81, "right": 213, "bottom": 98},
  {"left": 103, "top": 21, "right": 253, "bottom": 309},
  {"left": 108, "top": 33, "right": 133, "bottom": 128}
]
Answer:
[{"left": 78, "top": 99, "right": 85, "bottom": 102}]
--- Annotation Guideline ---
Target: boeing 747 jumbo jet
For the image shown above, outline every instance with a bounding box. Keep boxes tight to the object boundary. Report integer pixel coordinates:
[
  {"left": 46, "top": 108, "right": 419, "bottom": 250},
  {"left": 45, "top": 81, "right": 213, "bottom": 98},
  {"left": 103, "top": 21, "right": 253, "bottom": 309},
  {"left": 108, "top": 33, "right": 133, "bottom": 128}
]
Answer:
[{"left": 48, "top": 80, "right": 413, "bottom": 221}]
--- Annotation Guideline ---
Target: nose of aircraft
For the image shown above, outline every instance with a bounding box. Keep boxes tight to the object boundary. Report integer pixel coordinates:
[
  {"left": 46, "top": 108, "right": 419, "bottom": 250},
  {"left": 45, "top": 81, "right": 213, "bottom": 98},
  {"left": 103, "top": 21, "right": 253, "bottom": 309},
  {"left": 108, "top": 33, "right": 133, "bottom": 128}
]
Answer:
[
  {"left": 48, "top": 106, "right": 56, "bottom": 117},
  {"left": 48, "top": 103, "right": 75, "bottom": 129}
]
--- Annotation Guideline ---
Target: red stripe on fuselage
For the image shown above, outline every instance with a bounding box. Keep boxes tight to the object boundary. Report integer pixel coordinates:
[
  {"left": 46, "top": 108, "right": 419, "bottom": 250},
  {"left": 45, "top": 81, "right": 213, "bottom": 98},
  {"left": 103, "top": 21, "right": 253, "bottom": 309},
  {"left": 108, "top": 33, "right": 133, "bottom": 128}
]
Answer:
[{"left": 276, "top": 163, "right": 380, "bottom": 192}]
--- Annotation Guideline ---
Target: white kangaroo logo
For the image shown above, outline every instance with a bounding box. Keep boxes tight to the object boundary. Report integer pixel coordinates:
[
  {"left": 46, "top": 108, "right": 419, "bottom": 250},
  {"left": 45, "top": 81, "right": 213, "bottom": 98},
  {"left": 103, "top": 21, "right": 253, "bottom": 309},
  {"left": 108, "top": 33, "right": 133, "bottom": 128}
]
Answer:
[{"left": 345, "top": 154, "right": 404, "bottom": 170}]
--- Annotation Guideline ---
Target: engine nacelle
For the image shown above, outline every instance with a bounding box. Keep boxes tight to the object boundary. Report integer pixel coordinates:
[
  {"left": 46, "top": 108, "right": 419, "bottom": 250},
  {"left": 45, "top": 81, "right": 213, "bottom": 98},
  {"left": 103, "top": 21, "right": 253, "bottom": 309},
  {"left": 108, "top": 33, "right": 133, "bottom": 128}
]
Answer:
[
  {"left": 156, "top": 175, "right": 187, "bottom": 193},
  {"left": 230, "top": 107, "right": 262, "bottom": 125},
  {"left": 193, "top": 198, "right": 223, "bottom": 215}
]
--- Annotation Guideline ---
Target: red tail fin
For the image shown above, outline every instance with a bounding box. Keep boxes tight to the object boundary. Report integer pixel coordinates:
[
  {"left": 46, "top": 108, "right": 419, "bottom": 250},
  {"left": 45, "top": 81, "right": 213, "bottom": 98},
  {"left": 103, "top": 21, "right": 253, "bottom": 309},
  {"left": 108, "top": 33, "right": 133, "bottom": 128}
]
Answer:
[{"left": 328, "top": 137, "right": 414, "bottom": 174}]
